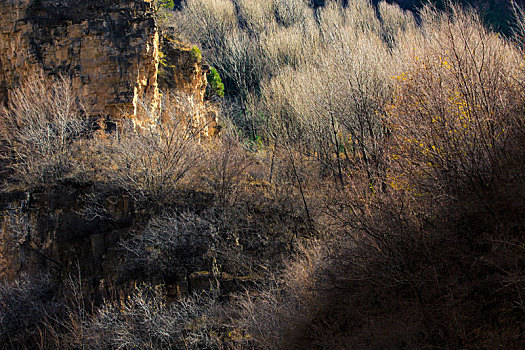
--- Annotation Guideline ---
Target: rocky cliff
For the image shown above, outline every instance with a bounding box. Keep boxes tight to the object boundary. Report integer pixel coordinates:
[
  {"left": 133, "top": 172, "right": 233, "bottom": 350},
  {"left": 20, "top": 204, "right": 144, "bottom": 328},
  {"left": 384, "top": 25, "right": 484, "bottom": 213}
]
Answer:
[
  {"left": 0, "top": 0, "right": 160, "bottom": 123},
  {"left": 0, "top": 0, "right": 217, "bottom": 131},
  {"left": 158, "top": 35, "right": 219, "bottom": 136},
  {"left": 0, "top": 0, "right": 220, "bottom": 292},
  {"left": 0, "top": 182, "right": 222, "bottom": 299}
]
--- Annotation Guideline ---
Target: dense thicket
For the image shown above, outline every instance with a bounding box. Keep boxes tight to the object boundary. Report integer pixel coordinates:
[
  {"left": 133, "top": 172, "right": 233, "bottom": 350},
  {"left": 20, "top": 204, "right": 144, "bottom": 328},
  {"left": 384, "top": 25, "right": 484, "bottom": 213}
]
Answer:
[{"left": 1, "top": 1, "right": 524, "bottom": 349}]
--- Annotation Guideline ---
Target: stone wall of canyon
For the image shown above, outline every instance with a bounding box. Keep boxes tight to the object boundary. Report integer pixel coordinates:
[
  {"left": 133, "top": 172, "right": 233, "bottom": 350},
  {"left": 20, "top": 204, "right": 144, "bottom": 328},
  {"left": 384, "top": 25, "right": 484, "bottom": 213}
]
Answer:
[
  {"left": 0, "top": 0, "right": 160, "bottom": 121},
  {"left": 0, "top": 0, "right": 217, "bottom": 132}
]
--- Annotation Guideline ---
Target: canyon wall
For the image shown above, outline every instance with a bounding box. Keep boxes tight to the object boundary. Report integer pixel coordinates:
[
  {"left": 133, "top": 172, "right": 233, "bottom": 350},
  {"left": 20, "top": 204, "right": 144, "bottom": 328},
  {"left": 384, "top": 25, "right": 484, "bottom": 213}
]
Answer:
[
  {"left": 0, "top": 0, "right": 218, "bottom": 131},
  {"left": 0, "top": 0, "right": 159, "bottom": 122}
]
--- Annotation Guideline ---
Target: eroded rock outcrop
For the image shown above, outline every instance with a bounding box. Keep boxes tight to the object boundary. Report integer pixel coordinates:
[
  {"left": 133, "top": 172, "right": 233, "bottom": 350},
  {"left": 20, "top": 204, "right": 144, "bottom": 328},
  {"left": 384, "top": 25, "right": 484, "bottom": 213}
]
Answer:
[
  {"left": 0, "top": 183, "right": 225, "bottom": 298},
  {"left": 0, "top": 0, "right": 221, "bottom": 292},
  {"left": 0, "top": 0, "right": 160, "bottom": 123},
  {"left": 158, "top": 35, "right": 219, "bottom": 136},
  {"left": 0, "top": 0, "right": 218, "bottom": 133}
]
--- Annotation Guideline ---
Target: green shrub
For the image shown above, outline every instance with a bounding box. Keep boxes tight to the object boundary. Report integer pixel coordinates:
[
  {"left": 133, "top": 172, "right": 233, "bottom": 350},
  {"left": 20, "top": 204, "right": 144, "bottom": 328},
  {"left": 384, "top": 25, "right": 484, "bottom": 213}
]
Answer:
[
  {"left": 206, "top": 67, "right": 225, "bottom": 98},
  {"left": 156, "top": 0, "right": 175, "bottom": 10},
  {"left": 191, "top": 45, "right": 202, "bottom": 63}
]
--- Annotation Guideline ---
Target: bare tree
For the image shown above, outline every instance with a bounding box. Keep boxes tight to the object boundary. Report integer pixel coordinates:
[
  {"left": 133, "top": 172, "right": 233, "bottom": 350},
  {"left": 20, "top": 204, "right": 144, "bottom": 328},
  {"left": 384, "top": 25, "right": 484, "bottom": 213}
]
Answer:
[
  {"left": 0, "top": 73, "right": 88, "bottom": 185},
  {"left": 108, "top": 96, "right": 203, "bottom": 206}
]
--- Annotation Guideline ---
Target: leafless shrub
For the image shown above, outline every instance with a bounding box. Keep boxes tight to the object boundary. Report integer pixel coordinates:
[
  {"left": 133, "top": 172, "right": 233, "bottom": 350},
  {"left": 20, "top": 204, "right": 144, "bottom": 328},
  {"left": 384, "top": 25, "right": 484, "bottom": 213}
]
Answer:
[
  {"left": 233, "top": 5, "right": 525, "bottom": 349},
  {"left": 235, "top": 248, "right": 321, "bottom": 350},
  {"left": 82, "top": 285, "right": 223, "bottom": 349},
  {"left": 37, "top": 267, "right": 95, "bottom": 350},
  {"left": 377, "top": 1, "right": 416, "bottom": 47},
  {"left": 261, "top": 30, "right": 396, "bottom": 184},
  {"left": 175, "top": 0, "right": 238, "bottom": 47},
  {"left": 0, "top": 74, "right": 89, "bottom": 185},
  {"left": 108, "top": 97, "right": 203, "bottom": 206},
  {"left": 238, "top": 182, "right": 524, "bottom": 349},
  {"left": 175, "top": 0, "right": 408, "bottom": 184},
  {"left": 511, "top": 0, "right": 525, "bottom": 48},
  {"left": 272, "top": 0, "right": 311, "bottom": 28},
  {"left": 387, "top": 5, "right": 525, "bottom": 204},
  {"left": 120, "top": 212, "right": 218, "bottom": 283},
  {"left": 0, "top": 274, "right": 61, "bottom": 348},
  {"left": 202, "top": 129, "right": 253, "bottom": 208}
]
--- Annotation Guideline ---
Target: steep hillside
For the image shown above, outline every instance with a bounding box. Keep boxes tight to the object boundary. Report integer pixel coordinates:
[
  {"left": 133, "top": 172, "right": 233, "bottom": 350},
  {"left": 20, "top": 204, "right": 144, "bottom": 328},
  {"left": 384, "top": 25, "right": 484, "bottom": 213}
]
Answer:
[{"left": 0, "top": 1, "right": 523, "bottom": 349}]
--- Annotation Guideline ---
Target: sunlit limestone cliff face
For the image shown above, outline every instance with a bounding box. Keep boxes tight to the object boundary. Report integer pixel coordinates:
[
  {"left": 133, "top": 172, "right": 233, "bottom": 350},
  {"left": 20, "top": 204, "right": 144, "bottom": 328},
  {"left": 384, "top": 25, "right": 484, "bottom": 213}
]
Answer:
[
  {"left": 158, "top": 35, "right": 219, "bottom": 136},
  {"left": 0, "top": 0, "right": 161, "bottom": 124}
]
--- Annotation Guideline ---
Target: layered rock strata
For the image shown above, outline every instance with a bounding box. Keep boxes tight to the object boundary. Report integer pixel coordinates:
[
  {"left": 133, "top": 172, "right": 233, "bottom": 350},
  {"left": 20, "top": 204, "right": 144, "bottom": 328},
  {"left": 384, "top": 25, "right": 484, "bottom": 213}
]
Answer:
[{"left": 0, "top": 0, "right": 159, "bottom": 122}]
